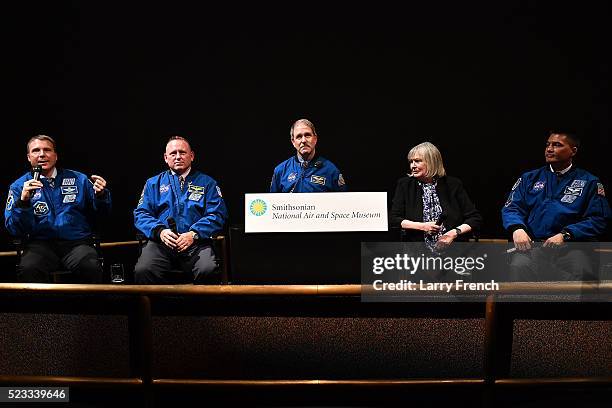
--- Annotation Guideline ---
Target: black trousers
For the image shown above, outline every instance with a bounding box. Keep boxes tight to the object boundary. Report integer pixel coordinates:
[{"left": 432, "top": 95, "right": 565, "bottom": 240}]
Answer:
[
  {"left": 18, "top": 239, "right": 103, "bottom": 283},
  {"left": 133, "top": 241, "right": 219, "bottom": 284}
]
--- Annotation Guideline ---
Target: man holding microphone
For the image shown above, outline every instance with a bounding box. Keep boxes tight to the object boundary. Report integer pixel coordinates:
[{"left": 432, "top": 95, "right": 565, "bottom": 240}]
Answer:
[{"left": 5, "top": 135, "right": 111, "bottom": 283}]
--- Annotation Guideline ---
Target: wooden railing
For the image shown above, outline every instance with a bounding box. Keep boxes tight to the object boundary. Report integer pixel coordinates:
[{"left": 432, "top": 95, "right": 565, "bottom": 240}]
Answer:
[{"left": 1, "top": 283, "right": 611, "bottom": 398}]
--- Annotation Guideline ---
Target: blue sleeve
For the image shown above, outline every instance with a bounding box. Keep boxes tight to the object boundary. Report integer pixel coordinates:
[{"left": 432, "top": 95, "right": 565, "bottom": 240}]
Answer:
[
  {"left": 4, "top": 183, "right": 34, "bottom": 237},
  {"left": 190, "top": 181, "right": 228, "bottom": 238},
  {"left": 134, "top": 181, "right": 164, "bottom": 239},
  {"left": 87, "top": 177, "right": 112, "bottom": 217},
  {"left": 565, "top": 179, "right": 611, "bottom": 240},
  {"left": 270, "top": 167, "right": 281, "bottom": 193},
  {"left": 501, "top": 176, "right": 530, "bottom": 231}
]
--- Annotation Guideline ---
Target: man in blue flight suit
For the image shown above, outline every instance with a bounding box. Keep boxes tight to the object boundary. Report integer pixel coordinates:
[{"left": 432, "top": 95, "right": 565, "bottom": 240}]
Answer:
[
  {"left": 134, "top": 136, "right": 228, "bottom": 284},
  {"left": 5, "top": 135, "right": 111, "bottom": 283},
  {"left": 270, "top": 118, "right": 347, "bottom": 193},
  {"left": 502, "top": 130, "right": 611, "bottom": 281}
]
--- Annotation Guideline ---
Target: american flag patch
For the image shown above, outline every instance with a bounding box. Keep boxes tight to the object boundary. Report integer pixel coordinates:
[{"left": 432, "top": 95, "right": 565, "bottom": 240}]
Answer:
[{"left": 597, "top": 183, "right": 605, "bottom": 197}]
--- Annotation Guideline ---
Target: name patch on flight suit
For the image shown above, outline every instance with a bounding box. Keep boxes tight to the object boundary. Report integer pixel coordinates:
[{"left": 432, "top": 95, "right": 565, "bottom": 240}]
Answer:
[
  {"left": 33, "top": 201, "right": 49, "bottom": 216},
  {"left": 61, "top": 186, "right": 78, "bottom": 195},
  {"left": 188, "top": 184, "right": 205, "bottom": 194},
  {"left": 63, "top": 194, "right": 77, "bottom": 203},
  {"left": 188, "top": 193, "right": 203, "bottom": 201},
  {"left": 561, "top": 195, "right": 578, "bottom": 204},
  {"left": 311, "top": 175, "right": 326, "bottom": 186},
  {"left": 62, "top": 178, "right": 76, "bottom": 186},
  {"left": 571, "top": 179, "right": 586, "bottom": 188},
  {"left": 564, "top": 186, "right": 583, "bottom": 196}
]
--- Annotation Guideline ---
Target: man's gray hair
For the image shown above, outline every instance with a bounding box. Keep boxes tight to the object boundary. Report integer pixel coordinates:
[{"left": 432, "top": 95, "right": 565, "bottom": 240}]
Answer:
[{"left": 290, "top": 119, "right": 317, "bottom": 140}]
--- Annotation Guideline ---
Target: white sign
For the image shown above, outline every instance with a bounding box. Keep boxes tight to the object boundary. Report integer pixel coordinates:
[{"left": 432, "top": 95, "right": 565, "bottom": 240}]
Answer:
[{"left": 245, "top": 192, "right": 388, "bottom": 233}]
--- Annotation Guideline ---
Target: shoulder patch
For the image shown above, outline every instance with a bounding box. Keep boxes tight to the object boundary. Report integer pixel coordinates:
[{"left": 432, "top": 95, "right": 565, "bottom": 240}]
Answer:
[
  {"left": 6, "top": 191, "right": 14, "bottom": 211},
  {"left": 216, "top": 185, "right": 223, "bottom": 198},
  {"left": 338, "top": 173, "right": 345, "bottom": 187},
  {"left": 598, "top": 183, "right": 606, "bottom": 197},
  {"left": 138, "top": 185, "right": 145, "bottom": 206},
  {"left": 504, "top": 191, "right": 514, "bottom": 207}
]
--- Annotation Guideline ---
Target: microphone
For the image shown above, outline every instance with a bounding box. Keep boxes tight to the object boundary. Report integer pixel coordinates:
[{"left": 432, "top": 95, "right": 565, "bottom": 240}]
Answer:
[
  {"left": 31, "top": 165, "right": 42, "bottom": 182},
  {"left": 435, "top": 212, "right": 447, "bottom": 226},
  {"left": 29, "top": 165, "right": 43, "bottom": 197},
  {"left": 167, "top": 217, "right": 178, "bottom": 235}
]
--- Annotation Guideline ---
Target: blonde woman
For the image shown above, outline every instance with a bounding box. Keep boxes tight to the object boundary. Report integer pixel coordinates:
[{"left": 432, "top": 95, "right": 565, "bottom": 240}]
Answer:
[{"left": 390, "top": 142, "right": 482, "bottom": 251}]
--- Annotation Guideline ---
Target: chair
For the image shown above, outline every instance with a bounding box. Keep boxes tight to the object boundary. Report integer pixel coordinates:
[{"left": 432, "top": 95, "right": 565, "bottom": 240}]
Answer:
[{"left": 13, "top": 235, "right": 104, "bottom": 283}]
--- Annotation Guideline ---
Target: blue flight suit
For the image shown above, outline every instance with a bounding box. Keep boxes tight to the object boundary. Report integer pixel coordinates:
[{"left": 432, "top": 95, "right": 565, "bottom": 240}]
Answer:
[
  {"left": 133, "top": 169, "right": 228, "bottom": 284},
  {"left": 4, "top": 168, "right": 111, "bottom": 282},
  {"left": 501, "top": 165, "right": 611, "bottom": 281},
  {"left": 502, "top": 166, "right": 610, "bottom": 240},
  {"left": 270, "top": 155, "right": 347, "bottom": 193}
]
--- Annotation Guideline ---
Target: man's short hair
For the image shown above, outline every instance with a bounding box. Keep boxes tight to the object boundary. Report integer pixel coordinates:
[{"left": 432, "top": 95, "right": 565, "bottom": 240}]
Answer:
[
  {"left": 290, "top": 119, "right": 317, "bottom": 140},
  {"left": 407, "top": 142, "right": 447, "bottom": 179},
  {"left": 26, "top": 135, "right": 56, "bottom": 153},
  {"left": 166, "top": 135, "right": 192, "bottom": 150},
  {"left": 549, "top": 129, "right": 581, "bottom": 148}
]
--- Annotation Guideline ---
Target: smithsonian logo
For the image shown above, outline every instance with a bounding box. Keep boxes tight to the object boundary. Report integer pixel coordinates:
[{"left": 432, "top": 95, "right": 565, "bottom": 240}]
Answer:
[{"left": 249, "top": 199, "right": 267, "bottom": 216}]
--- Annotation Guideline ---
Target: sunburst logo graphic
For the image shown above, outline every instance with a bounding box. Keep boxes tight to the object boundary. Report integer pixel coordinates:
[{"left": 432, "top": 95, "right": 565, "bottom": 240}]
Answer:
[{"left": 249, "top": 199, "right": 267, "bottom": 216}]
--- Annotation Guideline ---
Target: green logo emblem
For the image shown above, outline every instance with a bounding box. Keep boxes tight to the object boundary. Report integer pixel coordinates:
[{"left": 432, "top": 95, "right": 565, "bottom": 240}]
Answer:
[{"left": 249, "top": 199, "right": 267, "bottom": 216}]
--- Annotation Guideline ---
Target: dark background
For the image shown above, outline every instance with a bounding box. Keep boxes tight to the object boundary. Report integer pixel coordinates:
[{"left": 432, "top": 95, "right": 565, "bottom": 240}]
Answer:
[{"left": 2, "top": 2, "right": 611, "bottom": 249}]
